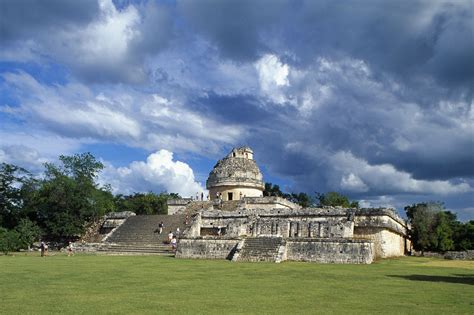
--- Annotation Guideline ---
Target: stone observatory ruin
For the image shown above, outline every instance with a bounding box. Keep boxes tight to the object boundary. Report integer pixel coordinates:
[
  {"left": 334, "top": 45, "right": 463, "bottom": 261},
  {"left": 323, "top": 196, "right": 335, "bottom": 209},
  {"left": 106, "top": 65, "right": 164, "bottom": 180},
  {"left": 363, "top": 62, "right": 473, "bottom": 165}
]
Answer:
[
  {"left": 174, "top": 146, "right": 411, "bottom": 264},
  {"left": 206, "top": 146, "right": 265, "bottom": 201}
]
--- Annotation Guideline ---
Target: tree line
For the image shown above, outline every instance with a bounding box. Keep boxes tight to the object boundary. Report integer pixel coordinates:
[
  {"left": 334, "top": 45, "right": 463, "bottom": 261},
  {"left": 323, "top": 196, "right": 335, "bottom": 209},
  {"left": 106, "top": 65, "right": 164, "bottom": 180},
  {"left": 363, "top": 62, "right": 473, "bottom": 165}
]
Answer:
[
  {"left": 0, "top": 153, "right": 178, "bottom": 253},
  {"left": 264, "top": 182, "right": 359, "bottom": 208}
]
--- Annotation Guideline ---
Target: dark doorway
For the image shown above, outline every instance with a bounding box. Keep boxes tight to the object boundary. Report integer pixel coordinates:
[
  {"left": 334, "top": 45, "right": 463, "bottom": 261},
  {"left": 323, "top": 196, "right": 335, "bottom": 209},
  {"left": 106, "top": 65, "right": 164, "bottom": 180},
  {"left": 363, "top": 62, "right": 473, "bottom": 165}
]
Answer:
[{"left": 228, "top": 192, "right": 233, "bottom": 200}]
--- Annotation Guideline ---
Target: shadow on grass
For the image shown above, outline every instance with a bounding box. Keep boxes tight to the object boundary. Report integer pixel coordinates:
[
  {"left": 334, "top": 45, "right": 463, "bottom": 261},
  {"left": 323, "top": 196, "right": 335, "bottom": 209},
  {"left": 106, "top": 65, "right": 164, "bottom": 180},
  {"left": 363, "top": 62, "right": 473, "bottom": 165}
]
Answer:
[{"left": 388, "top": 274, "right": 474, "bottom": 285}]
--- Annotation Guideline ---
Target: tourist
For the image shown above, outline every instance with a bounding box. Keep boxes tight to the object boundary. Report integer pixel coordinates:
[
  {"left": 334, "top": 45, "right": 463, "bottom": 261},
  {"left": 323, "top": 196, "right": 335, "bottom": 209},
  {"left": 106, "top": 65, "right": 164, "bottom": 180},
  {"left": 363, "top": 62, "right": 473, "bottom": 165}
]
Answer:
[
  {"left": 185, "top": 215, "right": 189, "bottom": 225},
  {"left": 176, "top": 227, "right": 180, "bottom": 237},
  {"left": 40, "top": 241, "right": 45, "bottom": 257},
  {"left": 201, "top": 192, "right": 204, "bottom": 201},
  {"left": 168, "top": 231, "right": 173, "bottom": 243},
  {"left": 67, "top": 241, "right": 74, "bottom": 256},
  {"left": 158, "top": 221, "right": 164, "bottom": 234},
  {"left": 170, "top": 236, "right": 177, "bottom": 251},
  {"left": 217, "top": 227, "right": 221, "bottom": 236},
  {"left": 44, "top": 243, "right": 49, "bottom": 256},
  {"left": 196, "top": 192, "right": 199, "bottom": 201}
]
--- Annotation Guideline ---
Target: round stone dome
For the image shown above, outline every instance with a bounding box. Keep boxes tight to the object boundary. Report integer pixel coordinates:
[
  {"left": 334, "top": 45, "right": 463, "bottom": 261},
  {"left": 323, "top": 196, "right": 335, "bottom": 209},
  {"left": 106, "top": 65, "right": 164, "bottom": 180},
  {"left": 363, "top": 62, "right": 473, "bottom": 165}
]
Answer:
[{"left": 206, "top": 147, "right": 264, "bottom": 201}]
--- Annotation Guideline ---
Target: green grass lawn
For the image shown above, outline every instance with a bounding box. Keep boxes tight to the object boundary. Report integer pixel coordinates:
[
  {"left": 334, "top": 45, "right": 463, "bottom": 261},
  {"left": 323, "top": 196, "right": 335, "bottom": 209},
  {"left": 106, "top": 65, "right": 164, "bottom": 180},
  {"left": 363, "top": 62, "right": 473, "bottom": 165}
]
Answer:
[{"left": 1, "top": 254, "right": 473, "bottom": 314}]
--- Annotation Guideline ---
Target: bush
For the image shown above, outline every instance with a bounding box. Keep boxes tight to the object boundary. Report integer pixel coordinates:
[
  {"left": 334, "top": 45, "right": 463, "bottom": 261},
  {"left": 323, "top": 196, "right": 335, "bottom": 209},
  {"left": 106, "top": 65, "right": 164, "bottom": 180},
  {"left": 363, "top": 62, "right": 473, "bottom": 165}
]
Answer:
[{"left": 0, "top": 228, "right": 21, "bottom": 254}]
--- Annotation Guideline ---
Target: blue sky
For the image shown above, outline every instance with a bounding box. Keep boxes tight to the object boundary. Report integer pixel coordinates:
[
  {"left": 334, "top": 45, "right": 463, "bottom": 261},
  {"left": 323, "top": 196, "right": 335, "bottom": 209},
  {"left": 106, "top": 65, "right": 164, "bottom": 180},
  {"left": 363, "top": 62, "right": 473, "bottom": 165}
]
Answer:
[{"left": 0, "top": 0, "right": 473, "bottom": 220}]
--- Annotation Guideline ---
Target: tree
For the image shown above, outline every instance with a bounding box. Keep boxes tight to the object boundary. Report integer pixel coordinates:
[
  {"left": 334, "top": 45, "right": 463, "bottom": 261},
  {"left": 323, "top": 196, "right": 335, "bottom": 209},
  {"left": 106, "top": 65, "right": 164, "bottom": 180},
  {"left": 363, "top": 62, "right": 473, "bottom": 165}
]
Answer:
[
  {"left": 287, "top": 192, "right": 315, "bottom": 208},
  {"left": 115, "top": 192, "right": 172, "bottom": 215},
  {"left": 316, "top": 192, "right": 359, "bottom": 208},
  {"left": 0, "top": 227, "right": 21, "bottom": 254},
  {"left": 0, "top": 163, "right": 31, "bottom": 229},
  {"left": 15, "top": 218, "right": 41, "bottom": 250},
  {"left": 405, "top": 202, "right": 457, "bottom": 252},
  {"left": 453, "top": 220, "right": 474, "bottom": 251},
  {"left": 264, "top": 183, "right": 284, "bottom": 197},
  {"left": 30, "top": 153, "right": 110, "bottom": 240}
]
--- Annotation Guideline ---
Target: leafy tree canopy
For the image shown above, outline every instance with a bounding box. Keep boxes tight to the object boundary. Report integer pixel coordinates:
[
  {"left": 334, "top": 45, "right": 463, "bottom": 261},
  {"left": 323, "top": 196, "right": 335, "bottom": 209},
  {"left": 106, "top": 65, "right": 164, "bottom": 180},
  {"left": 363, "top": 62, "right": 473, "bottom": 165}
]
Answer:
[{"left": 316, "top": 191, "right": 359, "bottom": 208}]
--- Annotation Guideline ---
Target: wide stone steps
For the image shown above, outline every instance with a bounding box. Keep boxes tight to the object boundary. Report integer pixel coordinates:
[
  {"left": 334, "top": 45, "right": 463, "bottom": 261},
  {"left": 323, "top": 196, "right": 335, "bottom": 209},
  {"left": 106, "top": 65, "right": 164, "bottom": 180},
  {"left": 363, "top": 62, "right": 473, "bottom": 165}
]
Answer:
[
  {"left": 238, "top": 237, "right": 283, "bottom": 262},
  {"left": 107, "top": 215, "right": 187, "bottom": 243},
  {"left": 100, "top": 214, "right": 188, "bottom": 255},
  {"left": 98, "top": 244, "right": 173, "bottom": 255}
]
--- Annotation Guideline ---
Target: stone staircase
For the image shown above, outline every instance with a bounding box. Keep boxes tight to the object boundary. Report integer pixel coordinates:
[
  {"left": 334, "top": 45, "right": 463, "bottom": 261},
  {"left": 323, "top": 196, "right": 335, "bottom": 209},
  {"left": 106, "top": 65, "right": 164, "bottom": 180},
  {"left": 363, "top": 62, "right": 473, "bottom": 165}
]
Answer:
[
  {"left": 99, "top": 215, "right": 188, "bottom": 255},
  {"left": 234, "top": 237, "right": 286, "bottom": 262},
  {"left": 97, "top": 243, "right": 173, "bottom": 255}
]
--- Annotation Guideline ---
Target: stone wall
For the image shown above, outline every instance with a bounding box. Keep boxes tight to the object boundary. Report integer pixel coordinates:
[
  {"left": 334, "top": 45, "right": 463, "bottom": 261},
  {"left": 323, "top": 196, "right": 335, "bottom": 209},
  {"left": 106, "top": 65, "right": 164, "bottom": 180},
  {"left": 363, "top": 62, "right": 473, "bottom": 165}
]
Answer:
[
  {"left": 242, "top": 196, "right": 299, "bottom": 210},
  {"left": 176, "top": 238, "right": 240, "bottom": 260},
  {"left": 353, "top": 227, "right": 406, "bottom": 258},
  {"left": 167, "top": 198, "right": 192, "bottom": 215},
  {"left": 286, "top": 239, "right": 374, "bottom": 264}
]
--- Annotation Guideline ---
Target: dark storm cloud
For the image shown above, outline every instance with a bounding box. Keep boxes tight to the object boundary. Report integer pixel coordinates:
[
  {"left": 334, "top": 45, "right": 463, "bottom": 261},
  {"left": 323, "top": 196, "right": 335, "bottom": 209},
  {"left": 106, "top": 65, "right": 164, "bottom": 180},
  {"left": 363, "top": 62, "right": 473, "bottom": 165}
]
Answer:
[
  {"left": 0, "top": 0, "right": 100, "bottom": 42},
  {"left": 191, "top": 93, "right": 282, "bottom": 125},
  {"left": 178, "top": 0, "right": 473, "bottom": 93},
  {"left": 178, "top": 0, "right": 286, "bottom": 61}
]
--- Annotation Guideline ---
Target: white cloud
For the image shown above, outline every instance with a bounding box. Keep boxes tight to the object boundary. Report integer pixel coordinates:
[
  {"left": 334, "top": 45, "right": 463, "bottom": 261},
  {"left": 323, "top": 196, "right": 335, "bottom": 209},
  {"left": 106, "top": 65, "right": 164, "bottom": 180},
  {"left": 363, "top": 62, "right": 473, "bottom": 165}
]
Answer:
[
  {"left": 0, "top": 129, "right": 83, "bottom": 171},
  {"left": 331, "top": 151, "right": 471, "bottom": 195},
  {"left": 100, "top": 149, "right": 205, "bottom": 197},
  {"left": 2, "top": 72, "right": 242, "bottom": 155},
  {"left": 340, "top": 173, "right": 369, "bottom": 192},
  {"left": 255, "top": 54, "right": 290, "bottom": 104},
  {"left": 2, "top": 72, "right": 141, "bottom": 140},
  {"left": 57, "top": 0, "right": 144, "bottom": 82}
]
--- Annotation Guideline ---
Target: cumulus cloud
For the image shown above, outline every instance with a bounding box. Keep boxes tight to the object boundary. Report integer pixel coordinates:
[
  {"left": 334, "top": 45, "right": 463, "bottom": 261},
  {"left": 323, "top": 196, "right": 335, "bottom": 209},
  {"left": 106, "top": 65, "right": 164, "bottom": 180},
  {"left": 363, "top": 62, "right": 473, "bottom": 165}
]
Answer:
[
  {"left": 2, "top": 72, "right": 141, "bottom": 140},
  {"left": 255, "top": 54, "right": 290, "bottom": 104},
  {"left": 0, "top": 129, "right": 83, "bottom": 171},
  {"left": 1, "top": 0, "right": 174, "bottom": 83},
  {"left": 100, "top": 150, "right": 205, "bottom": 197},
  {"left": 1, "top": 71, "right": 243, "bottom": 157},
  {"left": 330, "top": 151, "right": 471, "bottom": 195}
]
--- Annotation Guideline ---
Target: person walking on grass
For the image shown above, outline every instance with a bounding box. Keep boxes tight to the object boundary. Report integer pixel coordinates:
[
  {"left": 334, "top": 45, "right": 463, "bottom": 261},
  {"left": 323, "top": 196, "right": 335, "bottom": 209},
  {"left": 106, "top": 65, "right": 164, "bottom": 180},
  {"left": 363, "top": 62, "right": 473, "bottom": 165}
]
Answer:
[
  {"left": 67, "top": 241, "right": 74, "bottom": 256},
  {"left": 40, "top": 241, "right": 45, "bottom": 257}
]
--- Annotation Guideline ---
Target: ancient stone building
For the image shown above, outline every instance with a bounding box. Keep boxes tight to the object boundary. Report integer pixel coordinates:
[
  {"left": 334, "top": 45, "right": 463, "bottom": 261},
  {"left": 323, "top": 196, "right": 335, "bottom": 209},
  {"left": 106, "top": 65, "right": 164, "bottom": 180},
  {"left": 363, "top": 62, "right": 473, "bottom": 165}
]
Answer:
[
  {"left": 176, "top": 147, "right": 411, "bottom": 264},
  {"left": 206, "top": 146, "right": 264, "bottom": 201}
]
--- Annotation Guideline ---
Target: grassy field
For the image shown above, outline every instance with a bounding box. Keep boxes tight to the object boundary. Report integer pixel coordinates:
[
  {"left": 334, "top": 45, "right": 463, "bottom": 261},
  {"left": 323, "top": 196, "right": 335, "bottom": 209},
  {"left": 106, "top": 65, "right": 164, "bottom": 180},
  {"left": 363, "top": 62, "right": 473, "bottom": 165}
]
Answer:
[{"left": 1, "top": 254, "right": 473, "bottom": 314}]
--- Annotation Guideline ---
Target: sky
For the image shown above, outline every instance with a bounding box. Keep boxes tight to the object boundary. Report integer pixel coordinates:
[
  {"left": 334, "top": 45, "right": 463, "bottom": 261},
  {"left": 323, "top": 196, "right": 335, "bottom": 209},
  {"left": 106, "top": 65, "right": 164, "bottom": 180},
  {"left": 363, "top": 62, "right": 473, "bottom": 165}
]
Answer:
[{"left": 0, "top": 0, "right": 473, "bottom": 220}]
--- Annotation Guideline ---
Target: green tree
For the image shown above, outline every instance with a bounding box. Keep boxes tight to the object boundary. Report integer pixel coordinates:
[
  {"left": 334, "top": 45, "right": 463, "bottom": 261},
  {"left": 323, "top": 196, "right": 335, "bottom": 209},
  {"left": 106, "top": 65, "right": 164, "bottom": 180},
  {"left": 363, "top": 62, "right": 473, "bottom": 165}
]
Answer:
[
  {"left": 453, "top": 220, "right": 474, "bottom": 250},
  {"left": 288, "top": 192, "right": 315, "bottom": 208},
  {"left": 115, "top": 192, "right": 172, "bottom": 215},
  {"left": 30, "top": 153, "right": 109, "bottom": 240},
  {"left": 433, "top": 211, "right": 455, "bottom": 252},
  {"left": 0, "top": 227, "right": 21, "bottom": 254},
  {"left": 405, "top": 202, "right": 457, "bottom": 253},
  {"left": 316, "top": 191, "right": 359, "bottom": 208},
  {"left": 15, "top": 218, "right": 41, "bottom": 250},
  {"left": 0, "top": 163, "right": 31, "bottom": 229},
  {"left": 264, "top": 183, "right": 284, "bottom": 197}
]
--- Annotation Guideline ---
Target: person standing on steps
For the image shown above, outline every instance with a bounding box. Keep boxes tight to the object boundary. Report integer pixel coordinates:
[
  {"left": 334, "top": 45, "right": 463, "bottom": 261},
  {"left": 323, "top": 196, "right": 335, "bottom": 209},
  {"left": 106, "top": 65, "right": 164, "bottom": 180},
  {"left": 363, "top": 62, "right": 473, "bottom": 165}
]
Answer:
[
  {"left": 158, "top": 221, "right": 164, "bottom": 234},
  {"left": 170, "top": 236, "right": 177, "bottom": 251},
  {"left": 168, "top": 231, "right": 173, "bottom": 243}
]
